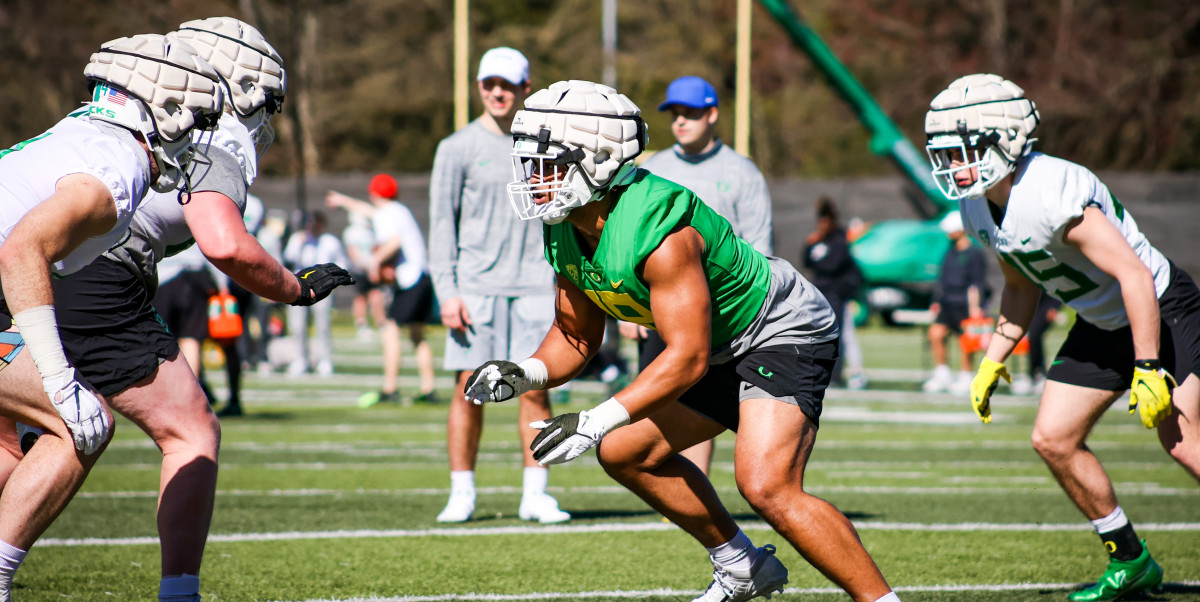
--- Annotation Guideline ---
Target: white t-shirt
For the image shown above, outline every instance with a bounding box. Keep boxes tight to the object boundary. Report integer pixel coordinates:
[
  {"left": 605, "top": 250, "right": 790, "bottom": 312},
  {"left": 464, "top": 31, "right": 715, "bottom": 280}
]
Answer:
[
  {"left": 372, "top": 201, "right": 428, "bottom": 289},
  {"left": 0, "top": 113, "right": 149, "bottom": 276},
  {"left": 960, "top": 153, "right": 1170, "bottom": 330}
]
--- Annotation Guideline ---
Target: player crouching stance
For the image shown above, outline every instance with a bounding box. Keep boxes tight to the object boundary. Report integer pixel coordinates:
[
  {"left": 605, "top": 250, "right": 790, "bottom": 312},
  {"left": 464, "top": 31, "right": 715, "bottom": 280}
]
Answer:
[
  {"left": 0, "top": 34, "right": 224, "bottom": 601},
  {"left": 926, "top": 74, "right": 1200, "bottom": 600},
  {"left": 465, "top": 80, "right": 900, "bottom": 602}
]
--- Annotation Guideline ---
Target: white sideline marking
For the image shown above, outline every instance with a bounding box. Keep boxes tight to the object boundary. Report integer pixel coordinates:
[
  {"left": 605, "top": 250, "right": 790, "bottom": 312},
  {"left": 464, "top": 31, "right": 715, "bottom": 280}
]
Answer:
[
  {"left": 73, "top": 481, "right": 1199, "bottom": 499},
  {"left": 35, "top": 520, "right": 1200, "bottom": 548},
  {"left": 281, "top": 580, "right": 1200, "bottom": 601}
]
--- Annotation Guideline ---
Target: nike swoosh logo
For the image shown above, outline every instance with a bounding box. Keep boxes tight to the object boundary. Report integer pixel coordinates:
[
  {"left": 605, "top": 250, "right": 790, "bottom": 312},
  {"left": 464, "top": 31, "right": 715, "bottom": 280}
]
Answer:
[
  {"left": 1051, "top": 360, "right": 1064, "bottom": 367},
  {"left": 758, "top": 366, "right": 774, "bottom": 378},
  {"left": 301, "top": 270, "right": 316, "bottom": 279},
  {"left": 1020, "top": 237, "right": 1031, "bottom": 244},
  {"left": 610, "top": 279, "right": 623, "bottom": 288},
  {"left": 1137, "top": 381, "right": 1159, "bottom": 400}
]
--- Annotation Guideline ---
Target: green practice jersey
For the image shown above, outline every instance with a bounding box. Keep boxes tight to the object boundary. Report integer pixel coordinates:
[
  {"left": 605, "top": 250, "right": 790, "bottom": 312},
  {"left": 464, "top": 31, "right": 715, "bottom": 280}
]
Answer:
[{"left": 544, "top": 169, "right": 770, "bottom": 347}]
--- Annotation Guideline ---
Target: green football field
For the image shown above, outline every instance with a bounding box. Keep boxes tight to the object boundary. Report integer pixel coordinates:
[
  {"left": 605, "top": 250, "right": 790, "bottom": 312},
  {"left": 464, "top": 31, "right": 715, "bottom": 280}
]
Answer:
[{"left": 14, "top": 321, "right": 1200, "bottom": 601}]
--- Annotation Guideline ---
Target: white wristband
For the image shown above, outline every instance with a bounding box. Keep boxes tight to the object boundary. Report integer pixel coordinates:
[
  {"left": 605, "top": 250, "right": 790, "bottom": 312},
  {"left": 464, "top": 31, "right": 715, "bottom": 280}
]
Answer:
[
  {"left": 12, "top": 305, "right": 69, "bottom": 380},
  {"left": 518, "top": 358, "right": 549, "bottom": 390},
  {"left": 588, "top": 397, "right": 631, "bottom": 433}
]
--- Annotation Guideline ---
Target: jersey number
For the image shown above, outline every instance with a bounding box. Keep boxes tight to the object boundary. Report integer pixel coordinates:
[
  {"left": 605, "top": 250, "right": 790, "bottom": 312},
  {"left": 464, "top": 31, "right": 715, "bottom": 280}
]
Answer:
[
  {"left": 1001, "top": 249, "right": 1099, "bottom": 303},
  {"left": 583, "top": 290, "right": 654, "bottom": 326}
]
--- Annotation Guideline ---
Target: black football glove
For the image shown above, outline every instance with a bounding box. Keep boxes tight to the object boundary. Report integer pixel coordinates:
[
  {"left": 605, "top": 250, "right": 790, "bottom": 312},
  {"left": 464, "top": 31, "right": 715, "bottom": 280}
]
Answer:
[
  {"left": 292, "top": 263, "right": 355, "bottom": 306},
  {"left": 464, "top": 360, "right": 530, "bottom": 404}
]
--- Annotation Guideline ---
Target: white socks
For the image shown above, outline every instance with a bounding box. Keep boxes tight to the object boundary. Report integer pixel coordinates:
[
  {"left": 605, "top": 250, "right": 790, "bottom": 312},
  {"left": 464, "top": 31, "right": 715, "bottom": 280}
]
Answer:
[
  {"left": 706, "top": 529, "right": 758, "bottom": 575},
  {"left": 522, "top": 466, "right": 549, "bottom": 499},
  {"left": 1091, "top": 505, "right": 1129, "bottom": 534},
  {"left": 0, "top": 540, "right": 27, "bottom": 602},
  {"left": 449, "top": 470, "right": 475, "bottom": 498},
  {"left": 159, "top": 574, "right": 200, "bottom": 602},
  {"left": 874, "top": 593, "right": 901, "bottom": 602}
]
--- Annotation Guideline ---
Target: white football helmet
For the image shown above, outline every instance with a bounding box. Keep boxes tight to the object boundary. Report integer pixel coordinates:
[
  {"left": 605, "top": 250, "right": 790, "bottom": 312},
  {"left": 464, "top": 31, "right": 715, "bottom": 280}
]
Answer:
[
  {"left": 508, "top": 80, "right": 647, "bottom": 224},
  {"left": 170, "top": 17, "right": 287, "bottom": 157},
  {"left": 84, "top": 34, "right": 224, "bottom": 193},
  {"left": 924, "top": 73, "right": 1040, "bottom": 199}
]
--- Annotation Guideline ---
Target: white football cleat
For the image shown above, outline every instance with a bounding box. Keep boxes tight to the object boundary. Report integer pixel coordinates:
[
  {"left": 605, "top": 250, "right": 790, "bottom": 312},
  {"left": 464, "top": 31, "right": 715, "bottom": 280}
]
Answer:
[
  {"left": 518, "top": 493, "right": 571, "bottom": 524},
  {"left": 693, "top": 545, "right": 789, "bottom": 602},
  {"left": 436, "top": 490, "right": 475, "bottom": 523}
]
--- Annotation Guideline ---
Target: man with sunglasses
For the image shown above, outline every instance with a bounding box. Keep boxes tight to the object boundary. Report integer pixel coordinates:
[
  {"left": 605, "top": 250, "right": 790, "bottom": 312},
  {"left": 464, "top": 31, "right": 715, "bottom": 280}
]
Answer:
[
  {"left": 428, "top": 47, "right": 569, "bottom": 524},
  {"left": 4, "top": 19, "right": 352, "bottom": 602}
]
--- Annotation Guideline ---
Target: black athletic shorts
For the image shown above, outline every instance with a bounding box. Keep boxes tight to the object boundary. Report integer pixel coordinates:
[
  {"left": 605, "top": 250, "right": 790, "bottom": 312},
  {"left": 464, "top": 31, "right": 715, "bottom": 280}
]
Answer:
[
  {"left": 678, "top": 339, "right": 838, "bottom": 432},
  {"left": 388, "top": 273, "right": 435, "bottom": 325},
  {"left": 935, "top": 303, "right": 970, "bottom": 334},
  {"left": 350, "top": 270, "right": 376, "bottom": 295},
  {"left": 155, "top": 269, "right": 215, "bottom": 340},
  {"left": 52, "top": 258, "right": 178, "bottom": 396},
  {"left": 1048, "top": 261, "right": 1200, "bottom": 390}
]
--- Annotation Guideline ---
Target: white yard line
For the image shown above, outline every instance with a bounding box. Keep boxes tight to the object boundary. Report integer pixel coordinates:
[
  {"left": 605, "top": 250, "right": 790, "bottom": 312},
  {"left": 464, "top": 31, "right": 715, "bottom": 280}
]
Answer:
[
  {"left": 281, "top": 579, "right": 1200, "bottom": 602},
  {"left": 35, "top": 519, "right": 1200, "bottom": 548},
  {"left": 73, "top": 481, "right": 1198, "bottom": 498}
]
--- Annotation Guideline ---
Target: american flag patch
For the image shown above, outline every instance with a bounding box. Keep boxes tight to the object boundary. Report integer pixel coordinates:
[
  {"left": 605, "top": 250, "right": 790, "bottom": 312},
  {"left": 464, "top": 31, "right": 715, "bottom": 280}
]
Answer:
[{"left": 105, "top": 86, "right": 128, "bottom": 106}]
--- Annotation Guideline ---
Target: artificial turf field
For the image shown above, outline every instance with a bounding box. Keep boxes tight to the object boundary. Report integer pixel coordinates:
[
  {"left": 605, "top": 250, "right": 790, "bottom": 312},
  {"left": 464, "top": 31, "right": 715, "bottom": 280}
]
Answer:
[{"left": 15, "top": 321, "right": 1200, "bottom": 601}]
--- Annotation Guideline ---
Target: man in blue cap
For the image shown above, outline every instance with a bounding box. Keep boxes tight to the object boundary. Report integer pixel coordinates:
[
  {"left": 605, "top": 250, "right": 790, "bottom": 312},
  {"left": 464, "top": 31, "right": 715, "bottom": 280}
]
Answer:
[{"left": 626, "top": 76, "right": 775, "bottom": 475}]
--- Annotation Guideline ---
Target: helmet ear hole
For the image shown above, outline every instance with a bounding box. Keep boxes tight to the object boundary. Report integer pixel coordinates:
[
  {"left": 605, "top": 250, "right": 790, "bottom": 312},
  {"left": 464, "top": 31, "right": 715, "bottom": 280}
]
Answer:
[{"left": 593, "top": 149, "right": 611, "bottom": 164}]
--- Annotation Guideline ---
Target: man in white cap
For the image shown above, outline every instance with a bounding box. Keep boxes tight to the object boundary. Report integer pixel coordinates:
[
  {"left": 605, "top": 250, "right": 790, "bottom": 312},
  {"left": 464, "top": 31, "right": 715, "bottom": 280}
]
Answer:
[
  {"left": 922, "top": 210, "right": 989, "bottom": 395},
  {"left": 427, "top": 47, "right": 568, "bottom": 523}
]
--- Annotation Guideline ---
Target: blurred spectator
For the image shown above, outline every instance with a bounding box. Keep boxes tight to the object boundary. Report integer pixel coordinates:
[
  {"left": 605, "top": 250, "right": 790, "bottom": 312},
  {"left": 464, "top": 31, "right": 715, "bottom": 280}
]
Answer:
[
  {"left": 252, "top": 211, "right": 288, "bottom": 375},
  {"left": 327, "top": 174, "right": 437, "bottom": 405},
  {"left": 922, "top": 211, "right": 989, "bottom": 395},
  {"left": 342, "top": 210, "right": 387, "bottom": 342},
  {"left": 1010, "top": 293, "right": 1063, "bottom": 395},
  {"left": 282, "top": 210, "right": 350, "bottom": 376},
  {"left": 156, "top": 245, "right": 227, "bottom": 403},
  {"left": 217, "top": 192, "right": 267, "bottom": 417},
  {"left": 628, "top": 75, "right": 774, "bottom": 475},
  {"left": 803, "top": 196, "right": 867, "bottom": 389}
]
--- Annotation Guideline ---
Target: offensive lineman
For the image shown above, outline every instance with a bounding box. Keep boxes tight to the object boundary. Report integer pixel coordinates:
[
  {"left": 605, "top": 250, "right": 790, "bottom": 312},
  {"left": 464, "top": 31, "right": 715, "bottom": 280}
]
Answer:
[
  {"left": 926, "top": 73, "right": 1200, "bottom": 600},
  {"left": 3, "top": 19, "right": 354, "bottom": 602},
  {"left": 465, "top": 80, "right": 900, "bottom": 602},
  {"left": 0, "top": 34, "right": 225, "bottom": 601}
]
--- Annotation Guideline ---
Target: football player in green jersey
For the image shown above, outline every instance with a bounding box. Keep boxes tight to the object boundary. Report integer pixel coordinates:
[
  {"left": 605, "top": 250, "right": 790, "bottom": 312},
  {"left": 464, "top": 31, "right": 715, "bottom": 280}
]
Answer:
[{"left": 465, "top": 80, "right": 899, "bottom": 602}]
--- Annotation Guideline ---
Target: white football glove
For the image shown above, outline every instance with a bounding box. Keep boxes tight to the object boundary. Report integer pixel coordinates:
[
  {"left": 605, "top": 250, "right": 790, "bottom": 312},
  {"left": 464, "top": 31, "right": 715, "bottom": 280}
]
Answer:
[
  {"left": 529, "top": 399, "right": 630, "bottom": 466},
  {"left": 465, "top": 359, "right": 544, "bottom": 405},
  {"left": 42, "top": 369, "right": 110, "bottom": 455}
]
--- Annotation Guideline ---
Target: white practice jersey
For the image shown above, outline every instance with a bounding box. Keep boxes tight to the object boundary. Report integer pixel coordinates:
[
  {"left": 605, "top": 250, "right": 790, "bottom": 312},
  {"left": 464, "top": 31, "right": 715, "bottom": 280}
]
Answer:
[
  {"left": 128, "top": 112, "right": 254, "bottom": 263},
  {"left": 960, "top": 153, "right": 1170, "bottom": 330},
  {"left": 0, "top": 113, "right": 149, "bottom": 276},
  {"left": 372, "top": 202, "right": 428, "bottom": 290}
]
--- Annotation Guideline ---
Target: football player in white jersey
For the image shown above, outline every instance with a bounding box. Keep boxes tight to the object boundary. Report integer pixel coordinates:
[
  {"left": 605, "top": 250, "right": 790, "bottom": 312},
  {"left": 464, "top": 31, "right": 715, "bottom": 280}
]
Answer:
[
  {"left": 925, "top": 73, "right": 1200, "bottom": 600},
  {"left": 0, "top": 18, "right": 353, "bottom": 602},
  {"left": 0, "top": 34, "right": 225, "bottom": 602}
]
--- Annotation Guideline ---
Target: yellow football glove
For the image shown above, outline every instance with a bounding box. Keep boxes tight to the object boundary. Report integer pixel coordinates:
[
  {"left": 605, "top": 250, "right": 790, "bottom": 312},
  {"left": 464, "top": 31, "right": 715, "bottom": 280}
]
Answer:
[
  {"left": 969, "top": 358, "right": 1010, "bottom": 424},
  {"left": 1129, "top": 360, "right": 1176, "bottom": 429}
]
